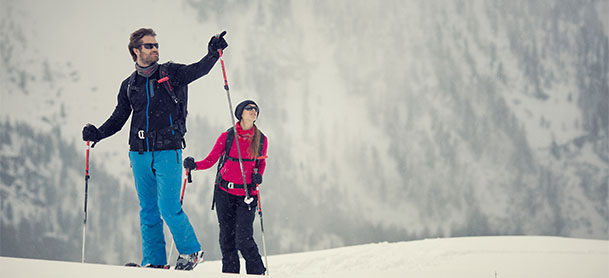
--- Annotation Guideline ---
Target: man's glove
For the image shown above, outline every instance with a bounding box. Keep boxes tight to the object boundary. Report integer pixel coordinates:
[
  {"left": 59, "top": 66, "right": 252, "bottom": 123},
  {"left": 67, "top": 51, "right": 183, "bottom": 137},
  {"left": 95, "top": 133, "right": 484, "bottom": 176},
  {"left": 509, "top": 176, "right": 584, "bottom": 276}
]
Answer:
[
  {"left": 251, "top": 173, "right": 263, "bottom": 185},
  {"left": 208, "top": 31, "right": 228, "bottom": 57},
  {"left": 183, "top": 156, "right": 197, "bottom": 170},
  {"left": 82, "top": 124, "right": 101, "bottom": 142}
]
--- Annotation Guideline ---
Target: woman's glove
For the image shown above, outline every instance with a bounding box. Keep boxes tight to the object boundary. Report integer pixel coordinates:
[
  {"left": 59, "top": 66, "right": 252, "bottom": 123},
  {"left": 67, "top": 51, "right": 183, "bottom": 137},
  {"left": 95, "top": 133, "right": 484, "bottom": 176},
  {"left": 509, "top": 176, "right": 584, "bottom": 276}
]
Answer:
[
  {"left": 251, "top": 173, "right": 263, "bottom": 184},
  {"left": 183, "top": 156, "right": 197, "bottom": 170}
]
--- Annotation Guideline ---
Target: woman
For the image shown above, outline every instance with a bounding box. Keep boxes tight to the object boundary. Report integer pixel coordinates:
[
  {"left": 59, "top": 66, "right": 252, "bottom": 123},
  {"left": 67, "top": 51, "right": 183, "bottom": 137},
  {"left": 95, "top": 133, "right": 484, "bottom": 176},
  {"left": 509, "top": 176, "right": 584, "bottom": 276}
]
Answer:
[{"left": 183, "top": 100, "right": 267, "bottom": 275}]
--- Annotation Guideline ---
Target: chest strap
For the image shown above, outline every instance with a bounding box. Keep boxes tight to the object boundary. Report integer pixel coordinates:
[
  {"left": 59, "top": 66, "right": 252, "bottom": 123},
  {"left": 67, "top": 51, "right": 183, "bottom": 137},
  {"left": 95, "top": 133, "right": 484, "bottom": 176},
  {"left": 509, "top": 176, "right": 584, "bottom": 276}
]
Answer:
[{"left": 226, "top": 156, "right": 256, "bottom": 162}]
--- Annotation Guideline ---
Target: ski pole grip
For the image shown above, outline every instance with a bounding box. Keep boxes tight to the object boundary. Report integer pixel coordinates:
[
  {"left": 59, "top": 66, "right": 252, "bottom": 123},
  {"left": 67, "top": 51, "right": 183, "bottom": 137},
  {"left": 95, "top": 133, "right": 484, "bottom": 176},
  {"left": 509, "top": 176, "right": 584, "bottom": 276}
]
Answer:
[{"left": 187, "top": 169, "right": 192, "bottom": 183}]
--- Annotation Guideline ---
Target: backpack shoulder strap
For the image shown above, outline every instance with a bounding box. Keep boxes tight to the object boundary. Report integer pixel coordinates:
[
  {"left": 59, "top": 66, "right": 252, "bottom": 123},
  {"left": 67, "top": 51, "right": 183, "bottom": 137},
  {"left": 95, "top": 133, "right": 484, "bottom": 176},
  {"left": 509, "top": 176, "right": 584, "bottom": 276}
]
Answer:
[
  {"left": 258, "top": 131, "right": 266, "bottom": 157},
  {"left": 212, "top": 127, "right": 235, "bottom": 211},
  {"left": 158, "top": 62, "right": 171, "bottom": 83},
  {"left": 216, "top": 127, "right": 235, "bottom": 173},
  {"left": 158, "top": 62, "right": 180, "bottom": 105},
  {"left": 224, "top": 127, "right": 235, "bottom": 160},
  {"left": 126, "top": 71, "right": 137, "bottom": 105},
  {"left": 255, "top": 131, "right": 266, "bottom": 169}
]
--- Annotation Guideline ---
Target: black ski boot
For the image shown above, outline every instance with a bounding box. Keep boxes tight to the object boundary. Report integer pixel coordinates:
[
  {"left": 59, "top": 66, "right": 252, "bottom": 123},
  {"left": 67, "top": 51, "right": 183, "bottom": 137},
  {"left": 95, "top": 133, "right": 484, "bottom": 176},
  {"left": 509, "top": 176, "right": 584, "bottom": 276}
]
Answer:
[{"left": 175, "top": 251, "right": 203, "bottom": 270}]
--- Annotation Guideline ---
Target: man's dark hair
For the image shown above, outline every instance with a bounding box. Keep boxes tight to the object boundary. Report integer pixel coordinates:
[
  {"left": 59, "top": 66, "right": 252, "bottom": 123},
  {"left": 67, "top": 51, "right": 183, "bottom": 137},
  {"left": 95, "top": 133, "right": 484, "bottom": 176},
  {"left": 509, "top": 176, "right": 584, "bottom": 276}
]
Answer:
[{"left": 128, "top": 28, "right": 157, "bottom": 62}]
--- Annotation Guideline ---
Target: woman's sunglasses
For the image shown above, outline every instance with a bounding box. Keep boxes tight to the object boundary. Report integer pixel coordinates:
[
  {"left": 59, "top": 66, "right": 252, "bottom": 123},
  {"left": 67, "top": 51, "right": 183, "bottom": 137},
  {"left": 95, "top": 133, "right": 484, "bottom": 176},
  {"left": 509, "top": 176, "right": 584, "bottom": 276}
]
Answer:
[{"left": 244, "top": 105, "right": 259, "bottom": 113}]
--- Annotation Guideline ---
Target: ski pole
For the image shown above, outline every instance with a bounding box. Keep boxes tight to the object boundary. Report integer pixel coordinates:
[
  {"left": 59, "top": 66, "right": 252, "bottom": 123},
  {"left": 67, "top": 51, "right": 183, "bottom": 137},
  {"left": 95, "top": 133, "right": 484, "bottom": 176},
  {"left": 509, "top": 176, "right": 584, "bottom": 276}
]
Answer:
[
  {"left": 257, "top": 187, "right": 269, "bottom": 275},
  {"left": 218, "top": 40, "right": 253, "bottom": 205},
  {"left": 81, "top": 140, "right": 91, "bottom": 263},
  {"left": 168, "top": 168, "right": 192, "bottom": 261},
  {"left": 181, "top": 168, "right": 192, "bottom": 205},
  {"left": 254, "top": 155, "right": 269, "bottom": 275}
]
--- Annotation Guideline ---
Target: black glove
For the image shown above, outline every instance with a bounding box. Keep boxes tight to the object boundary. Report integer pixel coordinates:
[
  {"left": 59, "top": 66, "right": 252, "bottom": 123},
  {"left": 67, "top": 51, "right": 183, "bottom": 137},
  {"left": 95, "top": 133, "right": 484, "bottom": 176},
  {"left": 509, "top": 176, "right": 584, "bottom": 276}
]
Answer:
[
  {"left": 207, "top": 31, "right": 228, "bottom": 57},
  {"left": 183, "top": 156, "right": 197, "bottom": 170},
  {"left": 251, "top": 173, "right": 263, "bottom": 185},
  {"left": 82, "top": 124, "right": 101, "bottom": 142}
]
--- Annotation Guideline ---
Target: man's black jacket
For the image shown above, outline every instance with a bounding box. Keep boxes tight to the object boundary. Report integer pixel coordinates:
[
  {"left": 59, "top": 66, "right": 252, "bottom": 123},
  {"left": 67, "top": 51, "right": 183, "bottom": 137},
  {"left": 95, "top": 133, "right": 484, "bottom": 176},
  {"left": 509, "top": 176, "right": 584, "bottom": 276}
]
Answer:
[{"left": 97, "top": 54, "right": 218, "bottom": 152}]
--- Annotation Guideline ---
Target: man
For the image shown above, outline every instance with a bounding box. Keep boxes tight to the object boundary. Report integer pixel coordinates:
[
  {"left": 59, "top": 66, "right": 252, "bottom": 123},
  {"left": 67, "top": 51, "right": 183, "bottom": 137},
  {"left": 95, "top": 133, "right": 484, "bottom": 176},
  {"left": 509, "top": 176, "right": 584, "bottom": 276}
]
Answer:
[{"left": 82, "top": 28, "right": 227, "bottom": 270}]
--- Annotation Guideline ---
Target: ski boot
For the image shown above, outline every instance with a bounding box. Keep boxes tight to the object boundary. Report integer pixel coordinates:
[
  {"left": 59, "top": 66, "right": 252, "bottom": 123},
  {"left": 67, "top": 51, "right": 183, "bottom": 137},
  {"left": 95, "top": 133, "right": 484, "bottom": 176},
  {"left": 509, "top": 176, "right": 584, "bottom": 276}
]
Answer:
[{"left": 175, "top": 251, "right": 203, "bottom": 270}]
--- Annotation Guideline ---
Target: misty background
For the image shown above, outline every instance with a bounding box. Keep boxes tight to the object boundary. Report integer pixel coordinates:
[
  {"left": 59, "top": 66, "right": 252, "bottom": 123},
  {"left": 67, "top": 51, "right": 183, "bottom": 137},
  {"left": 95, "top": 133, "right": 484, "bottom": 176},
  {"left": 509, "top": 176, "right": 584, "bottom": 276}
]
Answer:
[{"left": 1, "top": 0, "right": 608, "bottom": 265}]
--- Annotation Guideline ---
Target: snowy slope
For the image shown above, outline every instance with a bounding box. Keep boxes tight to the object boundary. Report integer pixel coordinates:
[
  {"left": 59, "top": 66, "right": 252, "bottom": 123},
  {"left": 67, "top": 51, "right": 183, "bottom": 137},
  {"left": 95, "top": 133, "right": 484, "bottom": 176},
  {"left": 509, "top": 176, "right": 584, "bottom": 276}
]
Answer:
[
  {"left": 1, "top": 0, "right": 608, "bottom": 265},
  {"left": 2, "top": 236, "right": 608, "bottom": 278}
]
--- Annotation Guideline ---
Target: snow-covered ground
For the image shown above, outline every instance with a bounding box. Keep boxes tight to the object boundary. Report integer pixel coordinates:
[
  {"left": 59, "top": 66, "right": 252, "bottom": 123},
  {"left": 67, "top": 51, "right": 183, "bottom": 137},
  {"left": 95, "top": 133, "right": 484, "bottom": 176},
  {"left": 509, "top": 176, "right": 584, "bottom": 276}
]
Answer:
[{"left": 2, "top": 236, "right": 607, "bottom": 278}]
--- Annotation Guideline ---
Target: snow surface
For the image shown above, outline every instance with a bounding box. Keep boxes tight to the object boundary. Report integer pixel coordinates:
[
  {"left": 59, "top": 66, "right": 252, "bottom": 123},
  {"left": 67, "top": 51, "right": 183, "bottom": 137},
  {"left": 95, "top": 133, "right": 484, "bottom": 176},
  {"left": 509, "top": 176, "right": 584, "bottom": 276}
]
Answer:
[{"left": 2, "top": 236, "right": 607, "bottom": 278}]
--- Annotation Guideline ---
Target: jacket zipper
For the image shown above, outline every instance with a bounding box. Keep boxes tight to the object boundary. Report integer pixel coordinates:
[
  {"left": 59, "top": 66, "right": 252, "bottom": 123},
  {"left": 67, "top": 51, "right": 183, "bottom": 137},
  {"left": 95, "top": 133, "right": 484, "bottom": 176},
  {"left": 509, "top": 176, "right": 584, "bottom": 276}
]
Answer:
[
  {"left": 169, "top": 113, "right": 174, "bottom": 135},
  {"left": 145, "top": 77, "right": 150, "bottom": 151}
]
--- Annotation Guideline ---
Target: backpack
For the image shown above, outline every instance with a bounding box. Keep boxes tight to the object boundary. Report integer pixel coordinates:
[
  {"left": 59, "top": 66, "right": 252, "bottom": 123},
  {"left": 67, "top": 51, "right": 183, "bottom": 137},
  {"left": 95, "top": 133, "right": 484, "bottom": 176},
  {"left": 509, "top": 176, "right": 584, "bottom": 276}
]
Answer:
[{"left": 211, "top": 127, "right": 266, "bottom": 210}]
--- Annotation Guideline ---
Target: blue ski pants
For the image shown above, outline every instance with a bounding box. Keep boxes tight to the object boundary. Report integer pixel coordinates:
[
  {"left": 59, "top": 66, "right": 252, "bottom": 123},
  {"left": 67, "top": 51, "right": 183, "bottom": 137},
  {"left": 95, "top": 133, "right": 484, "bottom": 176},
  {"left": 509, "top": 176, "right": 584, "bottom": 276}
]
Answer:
[{"left": 129, "top": 149, "right": 201, "bottom": 266}]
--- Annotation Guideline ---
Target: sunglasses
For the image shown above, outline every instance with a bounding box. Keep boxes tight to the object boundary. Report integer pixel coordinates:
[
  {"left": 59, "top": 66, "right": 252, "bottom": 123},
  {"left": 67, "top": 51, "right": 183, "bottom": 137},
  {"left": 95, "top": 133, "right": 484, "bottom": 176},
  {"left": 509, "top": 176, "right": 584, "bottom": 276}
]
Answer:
[
  {"left": 140, "top": 43, "right": 159, "bottom": 49},
  {"left": 244, "top": 105, "right": 259, "bottom": 112}
]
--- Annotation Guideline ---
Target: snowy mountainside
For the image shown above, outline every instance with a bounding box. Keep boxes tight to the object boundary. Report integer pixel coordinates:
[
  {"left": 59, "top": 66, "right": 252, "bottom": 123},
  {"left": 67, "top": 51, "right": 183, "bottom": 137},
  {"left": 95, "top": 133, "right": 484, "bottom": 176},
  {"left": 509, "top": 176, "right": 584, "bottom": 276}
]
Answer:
[
  {"left": 1, "top": 0, "right": 608, "bottom": 266},
  {"left": 184, "top": 0, "right": 609, "bottom": 249},
  {"left": 0, "top": 121, "right": 140, "bottom": 263},
  {"left": 2, "top": 236, "right": 608, "bottom": 278}
]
